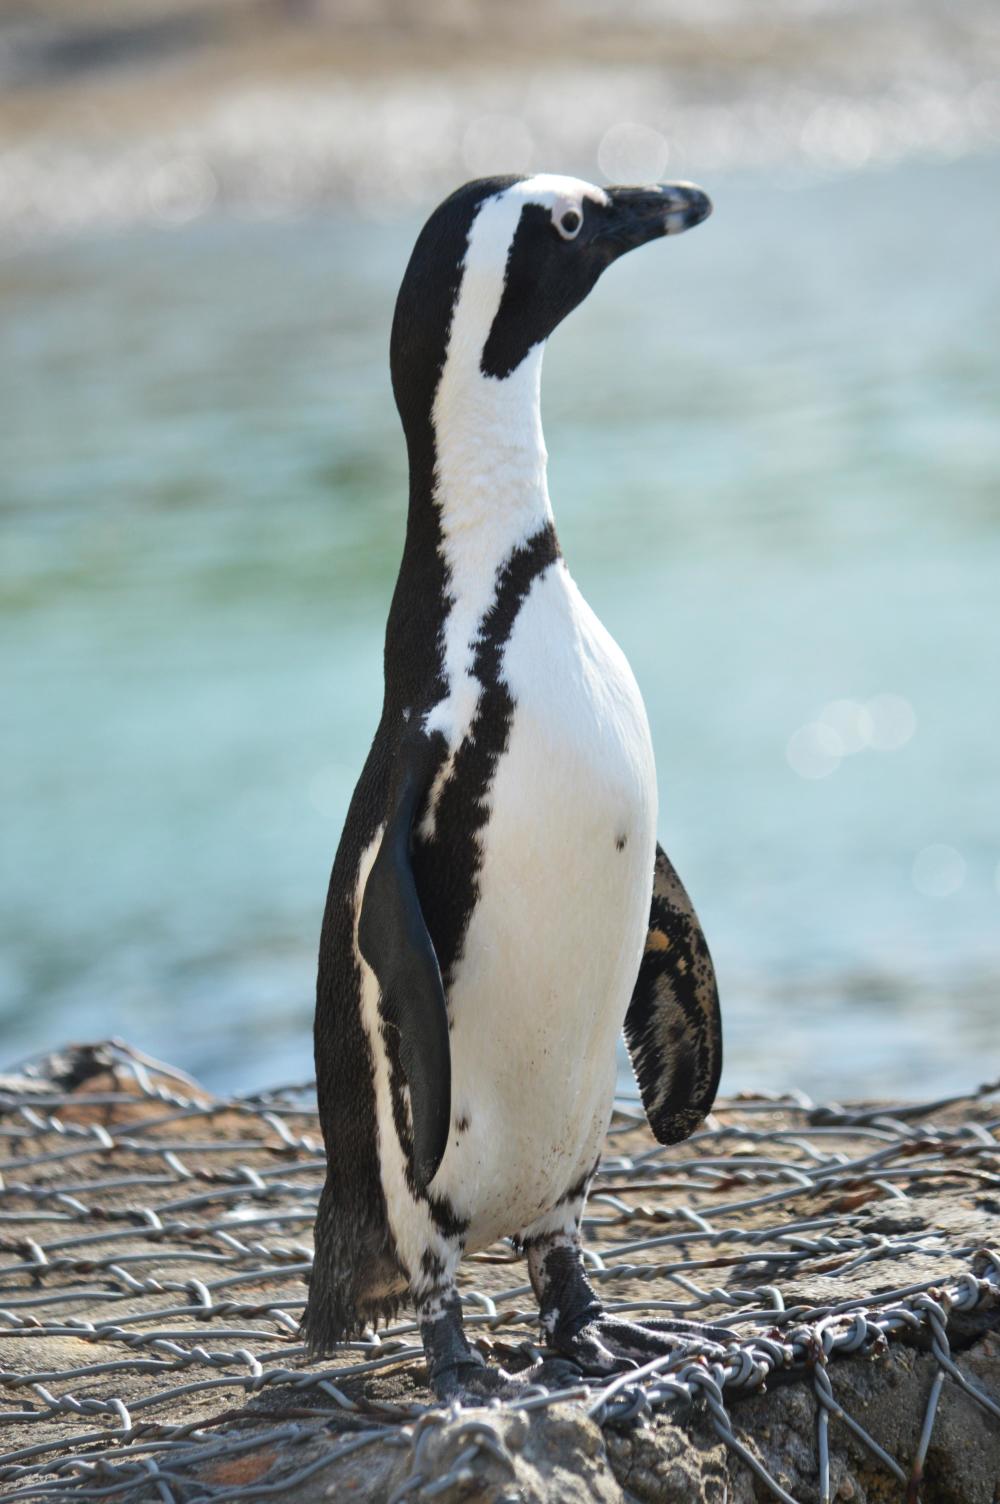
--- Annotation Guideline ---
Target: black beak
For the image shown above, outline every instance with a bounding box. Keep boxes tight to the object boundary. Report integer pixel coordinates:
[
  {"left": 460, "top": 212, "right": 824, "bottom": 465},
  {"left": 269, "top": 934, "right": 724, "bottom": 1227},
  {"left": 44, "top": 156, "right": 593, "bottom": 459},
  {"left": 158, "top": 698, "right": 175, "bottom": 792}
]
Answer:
[{"left": 597, "top": 182, "right": 712, "bottom": 260}]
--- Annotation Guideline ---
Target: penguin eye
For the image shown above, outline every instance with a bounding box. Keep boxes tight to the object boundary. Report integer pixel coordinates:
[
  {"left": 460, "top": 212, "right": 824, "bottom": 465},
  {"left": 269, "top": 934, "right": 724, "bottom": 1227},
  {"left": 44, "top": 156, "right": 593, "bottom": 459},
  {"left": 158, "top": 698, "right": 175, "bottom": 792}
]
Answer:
[{"left": 555, "top": 208, "right": 582, "bottom": 241}]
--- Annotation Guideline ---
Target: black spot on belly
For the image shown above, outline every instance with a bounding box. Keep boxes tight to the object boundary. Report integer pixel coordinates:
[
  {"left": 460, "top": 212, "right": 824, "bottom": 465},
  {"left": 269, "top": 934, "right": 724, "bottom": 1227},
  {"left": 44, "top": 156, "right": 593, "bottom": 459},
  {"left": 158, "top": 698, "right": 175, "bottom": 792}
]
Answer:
[
  {"left": 616, "top": 833, "right": 628, "bottom": 852},
  {"left": 454, "top": 1113, "right": 470, "bottom": 1133}
]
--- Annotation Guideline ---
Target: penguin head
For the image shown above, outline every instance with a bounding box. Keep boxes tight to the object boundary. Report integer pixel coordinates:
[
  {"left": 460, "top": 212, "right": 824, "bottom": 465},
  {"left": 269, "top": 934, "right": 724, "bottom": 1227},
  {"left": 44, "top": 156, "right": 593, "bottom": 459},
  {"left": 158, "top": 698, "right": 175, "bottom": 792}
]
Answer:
[
  {"left": 474, "top": 174, "right": 712, "bottom": 380},
  {"left": 391, "top": 173, "right": 711, "bottom": 430}
]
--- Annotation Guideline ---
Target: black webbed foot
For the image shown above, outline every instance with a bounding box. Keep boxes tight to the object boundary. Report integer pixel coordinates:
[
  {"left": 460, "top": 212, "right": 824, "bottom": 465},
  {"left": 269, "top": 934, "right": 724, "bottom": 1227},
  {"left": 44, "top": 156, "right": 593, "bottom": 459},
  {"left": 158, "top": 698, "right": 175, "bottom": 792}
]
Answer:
[
  {"left": 549, "top": 1311, "right": 735, "bottom": 1375},
  {"left": 431, "top": 1353, "right": 515, "bottom": 1404},
  {"left": 420, "top": 1288, "right": 582, "bottom": 1405},
  {"left": 527, "top": 1234, "right": 737, "bottom": 1377}
]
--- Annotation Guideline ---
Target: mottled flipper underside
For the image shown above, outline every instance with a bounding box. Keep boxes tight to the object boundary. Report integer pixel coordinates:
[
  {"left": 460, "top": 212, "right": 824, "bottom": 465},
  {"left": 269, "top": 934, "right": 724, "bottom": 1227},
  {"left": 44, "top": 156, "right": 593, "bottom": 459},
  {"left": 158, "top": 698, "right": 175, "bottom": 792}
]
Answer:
[
  {"left": 358, "top": 727, "right": 450, "bottom": 1190},
  {"left": 624, "top": 844, "right": 722, "bottom": 1144}
]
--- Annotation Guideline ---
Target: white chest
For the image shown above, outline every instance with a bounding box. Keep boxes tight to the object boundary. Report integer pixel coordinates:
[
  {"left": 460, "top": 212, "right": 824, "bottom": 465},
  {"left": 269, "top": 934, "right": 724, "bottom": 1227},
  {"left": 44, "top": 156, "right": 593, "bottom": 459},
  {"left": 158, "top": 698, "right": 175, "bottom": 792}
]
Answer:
[
  {"left": 498, "top": 560, "right": 656, "bottom": 867},
  {"left": 432, "top": 561, "right": 658, "bottom": 1245}
]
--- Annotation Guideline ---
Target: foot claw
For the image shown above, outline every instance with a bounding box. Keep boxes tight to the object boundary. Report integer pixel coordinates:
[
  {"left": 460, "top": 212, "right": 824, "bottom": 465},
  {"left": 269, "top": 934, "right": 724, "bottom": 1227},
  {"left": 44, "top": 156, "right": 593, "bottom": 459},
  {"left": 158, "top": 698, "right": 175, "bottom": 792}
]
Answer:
[
  {"left": 640, "top": 1315, "right": 739, "bottom": 1344},
  {"left": 432, "top": 1359, "right": 514, "bottom": 1404},
  {"left": 517, "top": 1355, "right": 588, "bottom": 1391},
  {"left": 551, "top": 1314, "right": 734, "bottom": 1375}
]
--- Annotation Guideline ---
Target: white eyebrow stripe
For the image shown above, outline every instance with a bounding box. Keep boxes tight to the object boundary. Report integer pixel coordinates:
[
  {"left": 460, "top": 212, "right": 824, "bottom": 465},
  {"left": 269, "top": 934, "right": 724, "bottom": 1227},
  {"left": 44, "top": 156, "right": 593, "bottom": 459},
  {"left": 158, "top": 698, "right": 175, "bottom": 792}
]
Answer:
[{"left": 508, "top": 174, "right": 610, "bottom": 210}]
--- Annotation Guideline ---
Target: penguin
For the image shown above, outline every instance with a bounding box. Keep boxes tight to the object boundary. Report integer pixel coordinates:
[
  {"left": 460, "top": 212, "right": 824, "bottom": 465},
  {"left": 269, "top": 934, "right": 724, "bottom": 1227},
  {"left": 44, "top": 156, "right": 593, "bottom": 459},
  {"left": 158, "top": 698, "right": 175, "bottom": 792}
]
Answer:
[{"left": 302, "top": 173, "right": 726, "bottom": 1401}]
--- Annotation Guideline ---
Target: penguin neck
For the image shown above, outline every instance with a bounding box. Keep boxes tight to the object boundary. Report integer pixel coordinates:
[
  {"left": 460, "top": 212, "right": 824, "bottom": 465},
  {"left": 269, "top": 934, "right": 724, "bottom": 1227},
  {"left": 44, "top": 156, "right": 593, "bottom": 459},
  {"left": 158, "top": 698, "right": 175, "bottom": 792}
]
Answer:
[
  {"left": 430, "top": 342, "right": 553, "bottom": 554},
  {"left": 387, "top": 342, "right": 557, "bottom": 715},
  {"left": 430, "top": 345, "right": 557, "bottom": 702}
]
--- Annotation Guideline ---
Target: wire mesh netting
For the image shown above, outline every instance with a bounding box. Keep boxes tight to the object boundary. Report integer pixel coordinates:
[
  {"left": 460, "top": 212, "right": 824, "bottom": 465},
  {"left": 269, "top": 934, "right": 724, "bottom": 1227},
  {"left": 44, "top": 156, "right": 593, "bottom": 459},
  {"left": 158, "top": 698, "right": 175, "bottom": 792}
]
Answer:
[{"left": 1, "top": 1040, "right": 998, "bottom": 1502}]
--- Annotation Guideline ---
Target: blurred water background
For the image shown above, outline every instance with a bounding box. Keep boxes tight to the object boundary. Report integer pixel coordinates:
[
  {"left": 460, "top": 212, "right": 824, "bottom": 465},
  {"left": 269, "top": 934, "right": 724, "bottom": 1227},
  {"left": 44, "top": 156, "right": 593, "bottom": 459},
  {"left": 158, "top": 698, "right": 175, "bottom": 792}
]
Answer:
[{"left": 2, "top": 0, "right": 999, "bottom": 1098}]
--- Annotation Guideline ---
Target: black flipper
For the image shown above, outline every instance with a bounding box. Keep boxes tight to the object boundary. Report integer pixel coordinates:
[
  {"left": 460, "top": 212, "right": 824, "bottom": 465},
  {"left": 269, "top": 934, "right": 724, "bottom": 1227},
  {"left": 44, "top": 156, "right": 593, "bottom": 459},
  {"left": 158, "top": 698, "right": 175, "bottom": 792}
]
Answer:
[
  {"left": 358, "top": 726, "right": 450, "bottom": 1191},
  {"left": 624, "top": 843, "right": 722, "bottom": 1144}
]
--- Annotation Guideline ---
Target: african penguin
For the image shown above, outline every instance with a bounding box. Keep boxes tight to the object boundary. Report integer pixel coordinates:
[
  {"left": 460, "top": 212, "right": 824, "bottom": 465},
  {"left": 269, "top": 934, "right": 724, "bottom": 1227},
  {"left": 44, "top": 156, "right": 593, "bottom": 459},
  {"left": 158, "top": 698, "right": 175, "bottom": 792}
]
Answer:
[{"left": 303, "top": 173, "right": 726, "bottom": 1400}]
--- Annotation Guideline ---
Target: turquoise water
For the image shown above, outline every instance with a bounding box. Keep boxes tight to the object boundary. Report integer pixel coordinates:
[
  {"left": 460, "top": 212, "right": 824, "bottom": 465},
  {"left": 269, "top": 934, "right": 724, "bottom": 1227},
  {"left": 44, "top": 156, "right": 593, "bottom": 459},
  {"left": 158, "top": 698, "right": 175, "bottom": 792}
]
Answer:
[{"left": 3, "top": 154, "right": 999, "bottom": 1097}]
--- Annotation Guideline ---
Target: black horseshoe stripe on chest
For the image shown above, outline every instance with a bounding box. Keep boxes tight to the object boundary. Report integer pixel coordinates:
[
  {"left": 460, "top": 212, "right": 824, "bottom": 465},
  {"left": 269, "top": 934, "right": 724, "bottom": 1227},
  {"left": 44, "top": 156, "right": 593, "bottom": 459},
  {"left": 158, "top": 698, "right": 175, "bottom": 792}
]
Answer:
[
  {"left": 412, "top": 522, "right": 561, "bottom": 993},
  {"left": 377, "top": 523, "right": 560, "bottom": 1229}
]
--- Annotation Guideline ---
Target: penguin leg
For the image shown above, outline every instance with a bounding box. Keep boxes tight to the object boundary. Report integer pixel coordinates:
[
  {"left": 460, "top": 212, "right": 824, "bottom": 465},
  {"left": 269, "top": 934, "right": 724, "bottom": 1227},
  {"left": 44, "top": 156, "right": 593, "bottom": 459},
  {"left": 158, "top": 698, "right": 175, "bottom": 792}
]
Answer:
[
  {"left": 417, "top": 1283, "right": 578, "bottom": 1403},
  {"left": 525, "top": 1228, "right": 737, "bottom": 1374},
  {"left": 418, "top": 1286, "right": 509, "bottom": 1401}
]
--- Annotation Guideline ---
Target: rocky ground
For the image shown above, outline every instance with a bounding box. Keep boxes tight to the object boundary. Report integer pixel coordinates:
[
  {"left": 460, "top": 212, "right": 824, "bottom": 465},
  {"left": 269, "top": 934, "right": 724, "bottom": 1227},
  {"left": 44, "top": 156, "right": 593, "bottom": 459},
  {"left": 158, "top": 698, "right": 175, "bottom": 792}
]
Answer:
[{"left": 0, "top": 1041, "right": 998, "bottom": 1501}]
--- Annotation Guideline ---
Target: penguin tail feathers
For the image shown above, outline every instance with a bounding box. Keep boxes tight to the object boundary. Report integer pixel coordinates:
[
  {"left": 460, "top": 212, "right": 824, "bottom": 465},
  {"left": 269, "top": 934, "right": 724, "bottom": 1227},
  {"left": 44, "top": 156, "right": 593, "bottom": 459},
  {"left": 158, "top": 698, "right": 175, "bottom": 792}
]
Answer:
[
  {"left": 301, "top": 1179, "right": 406, "bottom": 1355},
  {"left": 300, "top": 1284, "right": 402, "bottom": 1356}
]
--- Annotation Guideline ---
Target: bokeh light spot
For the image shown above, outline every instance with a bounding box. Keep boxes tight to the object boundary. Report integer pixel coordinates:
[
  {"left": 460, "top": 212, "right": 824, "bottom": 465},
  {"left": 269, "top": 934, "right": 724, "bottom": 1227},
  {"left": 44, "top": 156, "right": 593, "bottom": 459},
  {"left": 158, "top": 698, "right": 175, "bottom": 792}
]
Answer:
[
  {"left": 818, "top": 698, "right": 873, "bottom": 756},
  {"left": 865, "top": 693, "right": 917, "bottom": 751},
  {"left": 912, "top": 844, "right": 965, "bottom": 897},
  {"left": 786, "top": 722, "right": 843, "bottom": 780}
]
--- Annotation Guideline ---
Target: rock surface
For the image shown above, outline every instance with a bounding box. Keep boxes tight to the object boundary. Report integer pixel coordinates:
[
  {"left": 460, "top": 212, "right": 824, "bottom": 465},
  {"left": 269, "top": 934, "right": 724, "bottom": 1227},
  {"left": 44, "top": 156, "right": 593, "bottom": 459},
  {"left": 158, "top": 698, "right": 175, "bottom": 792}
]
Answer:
[{"left": 0, "top": 1042, "right": 997, "bottom": 1502}]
